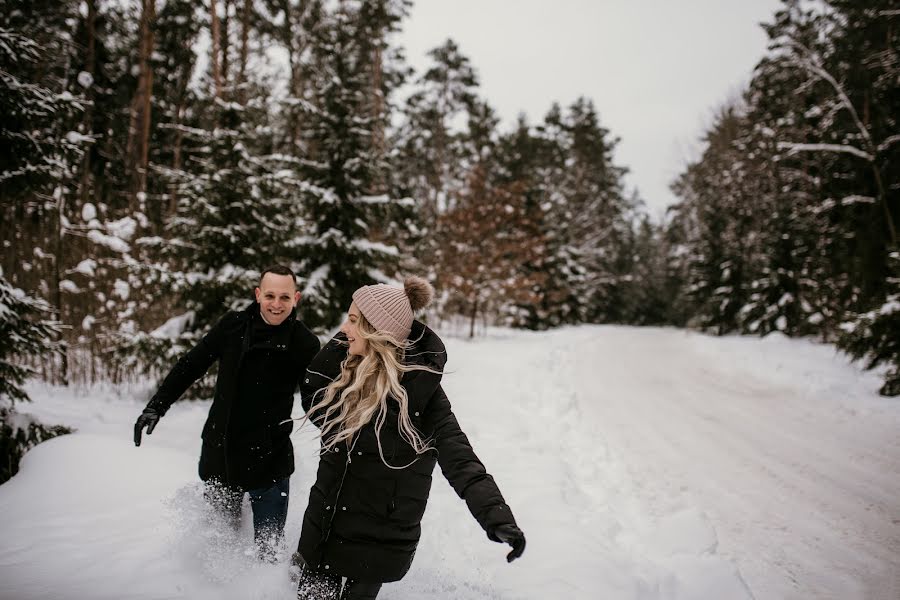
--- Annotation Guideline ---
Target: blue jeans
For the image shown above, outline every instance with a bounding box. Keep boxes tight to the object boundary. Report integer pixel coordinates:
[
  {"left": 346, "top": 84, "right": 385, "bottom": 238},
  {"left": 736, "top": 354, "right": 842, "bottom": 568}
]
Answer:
[
  {"left": 205, "top": 477, "right": 290, "bottom": 559},
  {"left": 248, "top": 477, "right": 290, "bottom": 557}
]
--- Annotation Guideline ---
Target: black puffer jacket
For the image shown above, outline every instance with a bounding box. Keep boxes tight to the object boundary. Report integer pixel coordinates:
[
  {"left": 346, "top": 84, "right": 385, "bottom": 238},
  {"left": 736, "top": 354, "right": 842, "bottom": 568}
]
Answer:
[
  {"left": 296, "top": 321, "right": 518, "bottom": 582},
  {"left": 146, "top": 302, "right": 320, "bottom": 489}
]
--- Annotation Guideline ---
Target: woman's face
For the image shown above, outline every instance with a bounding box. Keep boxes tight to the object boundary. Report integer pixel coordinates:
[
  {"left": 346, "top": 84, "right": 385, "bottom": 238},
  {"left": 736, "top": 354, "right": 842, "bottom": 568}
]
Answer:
[{"left": 340, "top": 302, "right": 368, "bottom": 356}]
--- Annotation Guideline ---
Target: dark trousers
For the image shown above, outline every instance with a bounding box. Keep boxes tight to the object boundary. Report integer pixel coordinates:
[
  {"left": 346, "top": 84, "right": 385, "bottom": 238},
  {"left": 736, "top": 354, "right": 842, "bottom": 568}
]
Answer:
[
  {"left": 204, "top": 477, "right": 290, "bottom": 559},
  {"left": 296, "top": 564, "right": 382, "bottom": 600}
]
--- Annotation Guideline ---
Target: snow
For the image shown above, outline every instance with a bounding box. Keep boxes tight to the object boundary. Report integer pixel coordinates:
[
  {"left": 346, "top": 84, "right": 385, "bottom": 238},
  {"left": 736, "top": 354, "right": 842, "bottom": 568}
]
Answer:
[
  {"left": 2, "top": 326, "right": 899, "bottom": 599},
  {"left": 113, "top": 279, "right": 130, "bottom": 300},
  {"left": 65, "top": 130, "right": 92, "bottom": 144},
  {"left": 106, "top": 216, "right": 138, "bottom": 241},
  {"left": 879, "top": 299, "right": 900, "bottom": 315},
  {"left": 301, "top": 265, "right": 329, "bottom": 297},
  {"left": 351, "top": 239, "right": 400, "bottom": 256},
  {"left": 73, "top": 258, "right": 97, "bottom": 276},
  {"left": 81, "top": 202, "right": 97, "bottom": 221},
  {"left": 840, "top": 195, "right": 875, "bottom": 206},
  {"left": 150, "top": 311, "right": 196, "bottom": 339},
  {"left": 77, "top": 70, "right": 94, "bottom": 88},
  {"left": 59, "top": 279, "right": 80, "bottom": 293},
  {"left": 87, "top": 229, "right": 130, "bottom": 253}
]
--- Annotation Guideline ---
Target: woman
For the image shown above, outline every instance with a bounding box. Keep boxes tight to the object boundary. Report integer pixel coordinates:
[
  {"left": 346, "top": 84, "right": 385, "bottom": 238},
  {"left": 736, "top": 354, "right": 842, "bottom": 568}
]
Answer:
[{"left": 294, "top": 276, "right": 525, "bottom": 599}]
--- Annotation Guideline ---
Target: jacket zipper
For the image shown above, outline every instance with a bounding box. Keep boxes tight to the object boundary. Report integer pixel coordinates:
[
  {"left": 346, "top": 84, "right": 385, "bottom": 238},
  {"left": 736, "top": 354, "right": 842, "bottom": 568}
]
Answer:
[{"left": 322, "top": 436, "right": 359, "bottom": 544}]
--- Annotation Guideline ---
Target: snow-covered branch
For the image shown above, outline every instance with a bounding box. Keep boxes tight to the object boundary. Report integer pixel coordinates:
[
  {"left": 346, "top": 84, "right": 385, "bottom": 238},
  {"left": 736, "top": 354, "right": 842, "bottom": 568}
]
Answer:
[
  {"left": 877, "top": 135, "right": 900, "bottom": 153},
  {"left": 777, "top": 142, "right": 874, "bottom": 162},
  {"left": 782, "top": 39, "right": 874, "bottom": 150}
]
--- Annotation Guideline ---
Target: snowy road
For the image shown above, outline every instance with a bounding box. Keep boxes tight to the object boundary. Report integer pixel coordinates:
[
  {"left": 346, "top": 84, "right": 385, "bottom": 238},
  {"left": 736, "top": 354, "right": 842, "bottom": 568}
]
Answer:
[
  {"left": 439, "top": 326, "right": 900, "bottom": 600},
  {"left": 561, "top": 327, "right": 900, "bottom": 600},
  {"left": 2, "top": 325, "right": 899, "bottom": 599}
]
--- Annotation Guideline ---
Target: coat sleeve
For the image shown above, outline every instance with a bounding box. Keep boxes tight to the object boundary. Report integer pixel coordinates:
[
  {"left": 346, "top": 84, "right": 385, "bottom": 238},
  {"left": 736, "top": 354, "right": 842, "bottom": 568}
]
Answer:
[
  {"left": 294, "top": 328, "right": 322, "bottom": 392},
  {"left": 424, "top": 385, "right": 519, "bottom": 539},
  {"left": 145, "top": 313, "right": 231, "bottom": 416}
]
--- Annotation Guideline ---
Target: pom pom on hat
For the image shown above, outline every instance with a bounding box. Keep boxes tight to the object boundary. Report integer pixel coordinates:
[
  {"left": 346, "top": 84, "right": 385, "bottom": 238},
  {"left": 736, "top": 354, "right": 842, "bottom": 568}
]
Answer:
[
  {"left": 352, "top": 276, "right": 434, "bottom": 344},
  {"left": 404, "top": 276, "right": 434, "bottom": 312}
]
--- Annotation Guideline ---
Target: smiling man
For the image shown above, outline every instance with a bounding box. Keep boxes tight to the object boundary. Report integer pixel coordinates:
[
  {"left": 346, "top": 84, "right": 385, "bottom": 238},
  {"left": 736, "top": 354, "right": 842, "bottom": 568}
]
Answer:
[{"left": 133, "top": 265, "right": 321, "bottom": 560}]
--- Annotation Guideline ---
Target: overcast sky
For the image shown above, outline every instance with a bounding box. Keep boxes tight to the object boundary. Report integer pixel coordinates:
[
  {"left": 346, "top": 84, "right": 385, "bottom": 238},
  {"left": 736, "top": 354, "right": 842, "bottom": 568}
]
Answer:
[{"left": 397, "top": 0, "right": 784, "bottom": 217}]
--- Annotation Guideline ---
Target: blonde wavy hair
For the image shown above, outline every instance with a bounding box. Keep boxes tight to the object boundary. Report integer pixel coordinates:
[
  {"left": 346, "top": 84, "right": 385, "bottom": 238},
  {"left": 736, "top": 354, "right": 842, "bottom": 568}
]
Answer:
[{"left": 306, "top": 311, "right": 435, "bottom": 469}]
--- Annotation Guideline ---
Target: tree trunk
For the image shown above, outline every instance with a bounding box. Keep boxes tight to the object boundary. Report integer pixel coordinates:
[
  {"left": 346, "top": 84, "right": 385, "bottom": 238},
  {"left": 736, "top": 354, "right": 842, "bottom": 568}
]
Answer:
[
  {"left": 53, "top": 190, "right": 68, "bottom": 386},
  {"left": 168, "top": 100, "right": 186, "bottom": 217},
  {"left": 210, "top": 0, "right": 222, "bottom": 98},
  {"left": 238, "top": 0, "right": 250, "bottom": 104},
  {"left": 125, "top": 0, "right": 156, "bottom": 210},
  {"left": 221, "top": 0, "right": 231, "bottom": 98},
  {"left": 279, "top": 0, "right": 304, "bottom": 148},
  {"left": 872, "top": 164, "right": 897, "bottom": 246},
  {"left": 469, "top": 297, "right": 478, "bottom": 338},
  {"left": 371, "top": 43, "right": 386, "bottom": 193},
  {"left": 78, "top": 0, "right": 96, "bottom": 206}
]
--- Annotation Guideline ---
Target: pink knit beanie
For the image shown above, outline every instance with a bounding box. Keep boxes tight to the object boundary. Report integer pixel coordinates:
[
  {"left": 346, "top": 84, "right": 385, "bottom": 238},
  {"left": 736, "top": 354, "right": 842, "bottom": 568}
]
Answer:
[{"left": 352, "top": 276, "right": 434, "bottom": 345}]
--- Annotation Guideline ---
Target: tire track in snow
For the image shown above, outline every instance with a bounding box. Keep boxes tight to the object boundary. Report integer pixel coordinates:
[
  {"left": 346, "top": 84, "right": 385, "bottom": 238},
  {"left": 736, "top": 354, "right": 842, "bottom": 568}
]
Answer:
[
  {"left": 444, "top": 329, "right": 754, "bottom": 599},
  {"left": 571, "top": 326, "right": 900, "bottom": 600}
]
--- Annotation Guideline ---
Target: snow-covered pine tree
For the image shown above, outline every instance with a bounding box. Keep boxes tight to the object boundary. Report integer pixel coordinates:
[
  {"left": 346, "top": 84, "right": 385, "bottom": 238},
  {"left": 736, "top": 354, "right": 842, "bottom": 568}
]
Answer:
[
  {"left": 148, "top": 0, "right": 204, "bottom": 226},
  {"left": 295, "top": 1, "right": 411, "bottom": 331},
  {"left": 762, "top": 1, "right": 898, "bottom": 325},
  {"left": 0, "top": 271, "right": 60, "bottom": 405},
  {"left": 0, "top": 270, "right": 71, "bottom": 484},
  {"left": 829, "top": 0, "right": 900, "bottom": 396},
  {"left": 120, "top": 98, "right": 310, "bottom": 387},
  {"left": 0, "top": 1, "right": 91, "bottom": 384},
  {"left": 491, "top": 113, "right": 565, "bottom": 329},
  {"left": 838, "top": 250, "right": 900, "bottom": 396},
  {"left": 669, "top": 105, "right": 760, "bottom": 335},
  {"left": 259, "top": 0, "right": 327, "bottom": 152},
  {"left": 735, "top": 31, "right": 826, "bottom": 338},
  {"left": 391, "top": 38, "right": 480, "bottom": 226},
  {"left": 610, "top": 206, "right": 674, "bottom": 326},
  {"left": 547, "top": 98, "right": 633, "bottom": 325}
]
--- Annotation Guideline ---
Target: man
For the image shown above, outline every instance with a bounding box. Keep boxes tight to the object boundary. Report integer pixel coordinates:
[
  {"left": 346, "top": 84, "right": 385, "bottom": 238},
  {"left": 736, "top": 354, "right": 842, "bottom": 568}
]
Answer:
[{"left": 134, "top": 265, "right": 321, "bottom": 559}]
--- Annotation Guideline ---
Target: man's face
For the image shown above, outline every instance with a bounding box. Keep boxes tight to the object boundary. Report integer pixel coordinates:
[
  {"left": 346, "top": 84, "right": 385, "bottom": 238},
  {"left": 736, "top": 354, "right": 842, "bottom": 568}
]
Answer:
[{"left": 255, "top": 273, "right": 301, "bottom": 325}]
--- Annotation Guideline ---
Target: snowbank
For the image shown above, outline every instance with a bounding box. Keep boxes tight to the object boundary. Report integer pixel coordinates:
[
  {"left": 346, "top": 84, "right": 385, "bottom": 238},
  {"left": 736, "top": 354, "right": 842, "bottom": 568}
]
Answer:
[{"left": 1, "top": 325, "right": 898, "bottom": 599}]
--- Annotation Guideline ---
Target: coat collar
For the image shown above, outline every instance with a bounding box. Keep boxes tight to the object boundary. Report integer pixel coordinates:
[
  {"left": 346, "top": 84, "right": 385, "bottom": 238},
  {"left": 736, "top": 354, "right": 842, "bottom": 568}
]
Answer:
[{"left": 242, "top": 301, "right": 296, "bottom": 352}]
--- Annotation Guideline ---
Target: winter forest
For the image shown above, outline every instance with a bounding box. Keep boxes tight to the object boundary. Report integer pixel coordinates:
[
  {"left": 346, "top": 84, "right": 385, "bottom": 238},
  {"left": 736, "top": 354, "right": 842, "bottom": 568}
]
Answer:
[
  {"left": 1, "top": 0, "right": 898, "bottom": 499},
  {"left": 2, "top": 1, "right": 900, "bottom": 598}
]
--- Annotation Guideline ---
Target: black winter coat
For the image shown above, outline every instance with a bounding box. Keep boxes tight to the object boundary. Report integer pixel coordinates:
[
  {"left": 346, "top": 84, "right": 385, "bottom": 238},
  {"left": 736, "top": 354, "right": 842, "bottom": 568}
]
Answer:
[
  {"left": 296, "top": 321, "right": 518, "bottom": 583},
  {"left": 146, "top": 303, "right": 320, "bottom": 489}
]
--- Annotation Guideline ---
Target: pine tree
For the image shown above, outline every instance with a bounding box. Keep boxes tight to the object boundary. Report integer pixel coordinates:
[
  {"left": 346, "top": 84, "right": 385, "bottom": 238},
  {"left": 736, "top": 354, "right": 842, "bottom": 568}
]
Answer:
[
  {"left": 295, "top": 2, "right": 411, "bottom": 331},
  {"left": 0, "top": 0, "right": 91, "bottom": 383},
  {"left": 838, "top": 251, "right": 900, "bottom": 396},
  {"left": 0, "top": 270, "right": 71, "bottom": 483},
  {"left": 0, "top": 271, "right": 60, "bottom": 405},
  {"left": 118, "top": 99, "right": 309, "bottom": 384},
  {"left": 838, "top": 252, "right": 900, "bottom": 396},
  {"left": 544, "top": 98, "right": 633, "bottom": 325},
  {"left": 492, "top": 113, "right": 566, "bottom": 329},
  {"left": 391, "top": 38, "right": 480, "bottom": 223},
  {"left": 149, "top": 0, "right": 204, "bottom": 225},
  {"left": 670, "top": 104, "right": 764, "bottom": 335}
]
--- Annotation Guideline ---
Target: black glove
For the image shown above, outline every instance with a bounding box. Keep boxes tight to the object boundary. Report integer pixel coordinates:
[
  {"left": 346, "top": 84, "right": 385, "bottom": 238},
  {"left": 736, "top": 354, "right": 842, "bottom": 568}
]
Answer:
[
  {"left": 491, "top": 523, "right": 526, "bottom": 562},
  {"left": 134, "top": 407, "right": 160, "bottom": 446}
]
